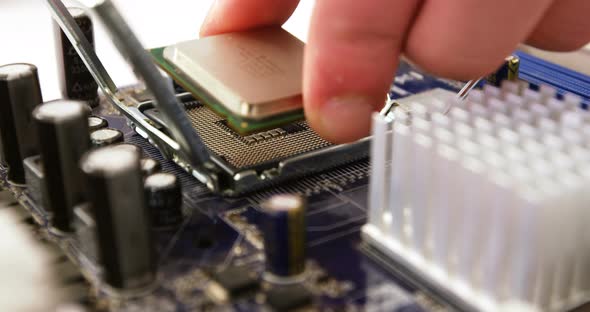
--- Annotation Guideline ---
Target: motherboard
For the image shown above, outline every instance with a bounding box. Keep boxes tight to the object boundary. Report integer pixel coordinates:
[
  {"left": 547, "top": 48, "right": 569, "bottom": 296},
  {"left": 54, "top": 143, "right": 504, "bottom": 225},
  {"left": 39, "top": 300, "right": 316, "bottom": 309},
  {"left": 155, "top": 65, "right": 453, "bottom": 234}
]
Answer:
[
  {"left": 2, "top": 1, "right": 590, "bottom": 311},
  {"left": 2, "top": 48, "right": 590, "bottom": 311}
]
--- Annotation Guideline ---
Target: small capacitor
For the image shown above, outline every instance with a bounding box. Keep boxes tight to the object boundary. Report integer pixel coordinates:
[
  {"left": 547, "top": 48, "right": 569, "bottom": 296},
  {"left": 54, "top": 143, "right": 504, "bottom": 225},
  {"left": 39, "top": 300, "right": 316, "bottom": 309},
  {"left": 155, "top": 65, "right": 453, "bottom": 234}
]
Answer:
[
  {"left": 90, "top": 128, "right": 124, "bottom": 147},
  {"left": 0, "top": 63, "right": 43, "bottom": 185},
  {"left": 486, "top": 55, "right": 520, "bottom": 87},
  {"left": 33, "top": 100, "right": 91, "bottom": 232},
  {"left": 88, "top": 116, "right": 108, "bottom": 132},
  {"left": 54, "top": 7, "right": 99, "bottom": 108},
  {"left": 261, "top": 194, "right": 307, "bottom": 283},
  {"left": 80, "top": 146, "right": 155, "bottom": 289},
  {"left": 140, "top": 158, "right": 161, "bottom": 177},
  {"left": 144, "top": 172, "right": 183, "bottom": 228}
]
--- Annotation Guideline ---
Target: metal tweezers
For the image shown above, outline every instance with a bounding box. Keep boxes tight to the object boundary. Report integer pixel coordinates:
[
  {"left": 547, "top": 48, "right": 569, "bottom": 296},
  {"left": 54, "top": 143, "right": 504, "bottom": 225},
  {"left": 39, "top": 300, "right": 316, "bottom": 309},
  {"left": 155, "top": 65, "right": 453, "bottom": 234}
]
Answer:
[{"left": 45, "top": 0, "right": 212, "bottom": 170}]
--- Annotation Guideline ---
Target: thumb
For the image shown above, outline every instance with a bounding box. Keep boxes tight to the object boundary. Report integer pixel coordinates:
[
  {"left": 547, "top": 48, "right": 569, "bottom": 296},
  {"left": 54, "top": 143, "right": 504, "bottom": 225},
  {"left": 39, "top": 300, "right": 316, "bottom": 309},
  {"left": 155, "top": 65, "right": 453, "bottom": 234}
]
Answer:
[{"left": 303, "top": 0, "right": 420, "bottom": 143}]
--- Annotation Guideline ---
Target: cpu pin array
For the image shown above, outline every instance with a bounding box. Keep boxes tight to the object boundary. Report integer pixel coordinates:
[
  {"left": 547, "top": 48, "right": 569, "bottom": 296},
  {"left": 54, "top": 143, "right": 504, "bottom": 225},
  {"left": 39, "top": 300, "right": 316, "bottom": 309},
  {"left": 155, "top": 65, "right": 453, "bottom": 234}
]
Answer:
[{"left": 363, "top": 82, "right": 590, "bottom": 312}]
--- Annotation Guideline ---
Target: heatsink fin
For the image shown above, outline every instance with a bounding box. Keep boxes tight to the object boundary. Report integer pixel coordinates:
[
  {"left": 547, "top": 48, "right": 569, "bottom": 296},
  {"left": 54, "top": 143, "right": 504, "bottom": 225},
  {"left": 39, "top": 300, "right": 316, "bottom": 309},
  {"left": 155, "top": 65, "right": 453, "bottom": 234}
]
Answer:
[{"left": 363, "top": 83, "right": 590, "bottom": 311}]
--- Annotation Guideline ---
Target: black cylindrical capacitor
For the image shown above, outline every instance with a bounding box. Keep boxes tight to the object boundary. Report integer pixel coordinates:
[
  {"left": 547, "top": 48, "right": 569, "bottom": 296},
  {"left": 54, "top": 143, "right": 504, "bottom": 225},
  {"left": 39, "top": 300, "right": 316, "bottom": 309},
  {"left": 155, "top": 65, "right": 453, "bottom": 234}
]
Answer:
[
  {"left": 0, "top": 63, "right": 43, "bottom": 185},
  {"left": 140, "top": 158, "right": 161, "bottom": 177},
  {"left": 261, "top": 194, "right": 307, "bottom": 282},
  {"left": 144, "top": 172, "right": 183, "bottom": 228},
  {"left": 80, "top": 146, "right": 155, "bottom": 289},
  {"left": 54, "top": 7, "right": 99, "bottom": 108},
  {"left": 88, "top": 116, "right": 108, "bottom": 132},
  {"left": 90, "top": 128, "right": 124, "bottom": 147},
  {"left": 33, "top": 100, "right": 91, "bottom": 232}
]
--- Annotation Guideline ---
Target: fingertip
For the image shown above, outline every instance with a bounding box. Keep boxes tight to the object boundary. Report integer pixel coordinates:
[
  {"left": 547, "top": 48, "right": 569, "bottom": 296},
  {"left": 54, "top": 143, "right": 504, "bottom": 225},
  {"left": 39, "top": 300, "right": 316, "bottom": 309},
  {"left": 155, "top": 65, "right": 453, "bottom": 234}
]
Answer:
[
  {"left": 306, "top": 95, "right": 375, "bottom": 144},
  {"left": 199, "top": 1, "right": 219, "bottom": 37},
  {"left": 301, "top": 0, "right": 418, "bottom": 143},
  {"left": 199, "top": 0, "right": 300, "bottom": 37}
]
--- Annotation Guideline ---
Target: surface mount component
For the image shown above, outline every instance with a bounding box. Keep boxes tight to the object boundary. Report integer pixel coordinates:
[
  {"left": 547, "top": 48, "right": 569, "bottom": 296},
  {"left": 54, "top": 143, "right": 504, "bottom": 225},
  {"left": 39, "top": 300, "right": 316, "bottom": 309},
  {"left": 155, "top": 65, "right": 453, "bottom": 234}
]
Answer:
[
  {"left": 363, "top": 83, "right": 590, "bottom": 311},
  {"left": 33, "top": 100, "right": 91, "bottom": 232},
  {"left": 80, "top": 146, "right": 155, "bottom": 290},
  {"left": 0, "top": 63, "right": 43, "bottom": 185},
  {"left": 486, "top": 55, "right": 520, "bottom": 87},
  {"left": 152, "top": 27, "right": 305, "bottom": 134},
  {"left": 206, "top": 267, "right": 260, "bottom": 302}
]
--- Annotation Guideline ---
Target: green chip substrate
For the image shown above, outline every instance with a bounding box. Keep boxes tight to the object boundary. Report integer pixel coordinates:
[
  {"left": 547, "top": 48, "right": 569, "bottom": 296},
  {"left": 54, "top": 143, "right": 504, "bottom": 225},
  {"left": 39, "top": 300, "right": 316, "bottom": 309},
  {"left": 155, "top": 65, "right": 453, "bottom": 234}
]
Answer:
[{"left": 149, "top": 47, "right": 304, "bottom": 135}]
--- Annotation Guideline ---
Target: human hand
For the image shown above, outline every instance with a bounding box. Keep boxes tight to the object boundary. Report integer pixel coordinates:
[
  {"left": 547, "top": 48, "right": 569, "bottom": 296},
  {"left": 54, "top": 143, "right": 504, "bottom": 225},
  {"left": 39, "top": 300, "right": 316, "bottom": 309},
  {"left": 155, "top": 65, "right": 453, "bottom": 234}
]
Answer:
[{"left": 201, "top": 0, "right": 590, "bottom": 143}]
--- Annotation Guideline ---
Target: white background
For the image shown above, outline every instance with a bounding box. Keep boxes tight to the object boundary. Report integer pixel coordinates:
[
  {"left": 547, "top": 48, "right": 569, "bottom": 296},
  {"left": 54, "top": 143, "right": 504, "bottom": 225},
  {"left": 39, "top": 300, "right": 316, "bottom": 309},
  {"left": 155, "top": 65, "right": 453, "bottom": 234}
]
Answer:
[{"left": 0, "top": 0, "right": 316, "bottom": 101}]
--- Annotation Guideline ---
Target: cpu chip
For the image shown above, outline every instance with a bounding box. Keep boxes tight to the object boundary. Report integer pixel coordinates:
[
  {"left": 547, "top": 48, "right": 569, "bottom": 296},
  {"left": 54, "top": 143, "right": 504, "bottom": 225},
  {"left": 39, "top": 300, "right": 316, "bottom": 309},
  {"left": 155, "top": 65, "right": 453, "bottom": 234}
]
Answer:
[{"left": 151, "top": 27, "right": 305, "bottom": 134}]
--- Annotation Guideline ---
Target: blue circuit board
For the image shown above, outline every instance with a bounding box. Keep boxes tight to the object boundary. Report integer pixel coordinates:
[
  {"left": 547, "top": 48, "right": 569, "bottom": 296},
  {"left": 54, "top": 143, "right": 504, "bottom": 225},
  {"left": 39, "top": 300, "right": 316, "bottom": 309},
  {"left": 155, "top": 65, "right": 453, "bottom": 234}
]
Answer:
[{"left": 2, "top": 50, "right": 589, "bottom": 311}]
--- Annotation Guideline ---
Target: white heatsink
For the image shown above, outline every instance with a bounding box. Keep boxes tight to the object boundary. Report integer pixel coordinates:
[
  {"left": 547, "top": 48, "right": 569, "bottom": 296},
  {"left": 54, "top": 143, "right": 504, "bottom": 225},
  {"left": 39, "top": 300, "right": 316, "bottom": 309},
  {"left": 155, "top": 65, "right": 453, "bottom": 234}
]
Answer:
[{"left": 362, "top": 82, "right": 590, "bottom": 312}]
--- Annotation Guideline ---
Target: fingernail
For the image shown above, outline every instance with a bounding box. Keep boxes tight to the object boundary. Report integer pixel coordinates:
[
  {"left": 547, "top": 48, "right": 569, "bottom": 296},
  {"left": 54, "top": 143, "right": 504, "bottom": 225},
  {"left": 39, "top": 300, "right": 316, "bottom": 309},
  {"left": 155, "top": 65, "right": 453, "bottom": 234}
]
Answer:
[{"left": 315, "top": 95, "right": 374, "bottom": 143}]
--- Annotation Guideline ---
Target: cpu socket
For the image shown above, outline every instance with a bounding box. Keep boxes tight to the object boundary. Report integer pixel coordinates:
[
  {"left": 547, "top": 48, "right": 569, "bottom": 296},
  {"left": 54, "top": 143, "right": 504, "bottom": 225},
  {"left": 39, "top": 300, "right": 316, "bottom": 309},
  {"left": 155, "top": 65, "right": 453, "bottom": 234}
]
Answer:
[{"left": 136, "top": 93, "right": 368, "bottom": 196}]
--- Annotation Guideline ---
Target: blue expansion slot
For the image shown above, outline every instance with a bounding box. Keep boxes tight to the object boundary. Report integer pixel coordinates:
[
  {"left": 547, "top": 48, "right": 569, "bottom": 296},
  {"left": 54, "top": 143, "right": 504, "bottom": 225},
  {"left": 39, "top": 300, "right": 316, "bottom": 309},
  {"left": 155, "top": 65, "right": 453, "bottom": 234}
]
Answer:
[{"left": 516, "top": 50, "right": 590, "bottom": 108}]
